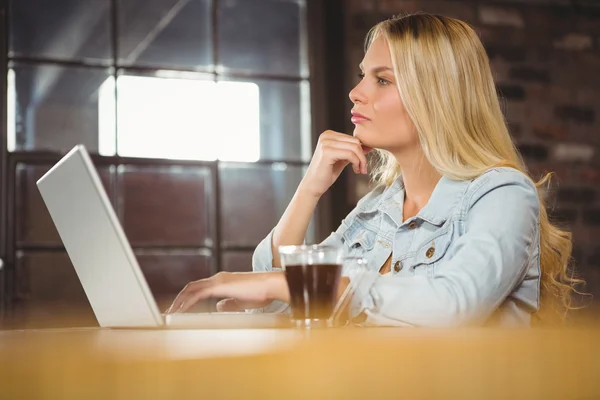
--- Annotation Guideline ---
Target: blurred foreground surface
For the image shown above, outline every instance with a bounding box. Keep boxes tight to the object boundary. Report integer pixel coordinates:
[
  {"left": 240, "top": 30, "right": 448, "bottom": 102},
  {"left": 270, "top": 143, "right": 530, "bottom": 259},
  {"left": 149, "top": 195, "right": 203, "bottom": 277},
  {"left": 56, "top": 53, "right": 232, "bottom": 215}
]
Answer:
[{"left": 1, "top": 323, "right": 600, "bottom": 399}]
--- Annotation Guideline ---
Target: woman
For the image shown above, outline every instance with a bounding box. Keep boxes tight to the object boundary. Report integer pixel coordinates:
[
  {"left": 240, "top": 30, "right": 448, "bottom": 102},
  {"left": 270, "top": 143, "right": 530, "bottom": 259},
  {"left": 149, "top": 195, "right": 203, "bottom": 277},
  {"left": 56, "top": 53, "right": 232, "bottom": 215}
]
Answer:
[{"left": 167, "top": 13, "right": 579, "bottom": 327}]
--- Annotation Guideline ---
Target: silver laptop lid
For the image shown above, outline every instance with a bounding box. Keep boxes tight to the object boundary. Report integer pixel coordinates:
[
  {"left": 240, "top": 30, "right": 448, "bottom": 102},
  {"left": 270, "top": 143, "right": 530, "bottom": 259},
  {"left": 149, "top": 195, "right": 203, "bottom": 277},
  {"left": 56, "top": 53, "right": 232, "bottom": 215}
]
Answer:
[{"left": 36, "top": 145, "right": 163, "bottom": 328}]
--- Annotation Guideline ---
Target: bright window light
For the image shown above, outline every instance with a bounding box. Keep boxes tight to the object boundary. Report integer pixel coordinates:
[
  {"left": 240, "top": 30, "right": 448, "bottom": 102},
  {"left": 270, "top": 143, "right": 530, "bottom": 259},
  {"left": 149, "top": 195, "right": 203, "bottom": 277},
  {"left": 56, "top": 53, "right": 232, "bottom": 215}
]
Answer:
[{"left": 98, "top": 75, "right": 260, "bottom": 162}]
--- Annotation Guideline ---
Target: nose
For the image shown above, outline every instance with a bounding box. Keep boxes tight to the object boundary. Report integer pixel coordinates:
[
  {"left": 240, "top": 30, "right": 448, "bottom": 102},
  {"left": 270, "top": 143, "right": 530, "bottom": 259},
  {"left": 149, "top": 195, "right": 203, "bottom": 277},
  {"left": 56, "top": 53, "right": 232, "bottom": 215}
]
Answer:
[{"left": 349, "top": 81, "right": 367, "bottom": 105}]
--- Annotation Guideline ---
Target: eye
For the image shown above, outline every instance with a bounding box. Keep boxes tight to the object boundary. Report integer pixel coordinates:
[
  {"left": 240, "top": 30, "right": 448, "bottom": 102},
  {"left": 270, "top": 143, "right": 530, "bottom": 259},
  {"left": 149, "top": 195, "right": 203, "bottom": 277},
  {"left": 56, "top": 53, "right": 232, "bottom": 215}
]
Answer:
[
  {"left": 377, "top": 77, "right": 390, "bottom": 86},
  {"left": 357, "top": 72, "right": 365, "bottom": 79}
]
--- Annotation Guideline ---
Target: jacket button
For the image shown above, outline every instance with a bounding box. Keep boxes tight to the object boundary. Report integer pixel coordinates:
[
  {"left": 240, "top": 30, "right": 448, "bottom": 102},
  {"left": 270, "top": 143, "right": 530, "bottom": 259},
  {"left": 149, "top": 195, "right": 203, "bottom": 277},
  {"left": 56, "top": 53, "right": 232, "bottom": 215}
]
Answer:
[
  {"left": 407, "top": 221, "right": 417, "bottom": 230},
  {"left": 393, "top": 261, "right": 402, "bottom": 273},
  {"left": 425, "top": 247, "right": 435, "bottom": 258}
]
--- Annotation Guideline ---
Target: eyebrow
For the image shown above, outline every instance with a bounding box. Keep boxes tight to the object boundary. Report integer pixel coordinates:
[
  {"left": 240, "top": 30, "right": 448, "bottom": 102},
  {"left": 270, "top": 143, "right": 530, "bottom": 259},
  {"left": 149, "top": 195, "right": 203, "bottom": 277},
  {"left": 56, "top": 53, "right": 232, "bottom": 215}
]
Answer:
[{"left": 359, "top": 64, "right": 393, "bottom": 74}]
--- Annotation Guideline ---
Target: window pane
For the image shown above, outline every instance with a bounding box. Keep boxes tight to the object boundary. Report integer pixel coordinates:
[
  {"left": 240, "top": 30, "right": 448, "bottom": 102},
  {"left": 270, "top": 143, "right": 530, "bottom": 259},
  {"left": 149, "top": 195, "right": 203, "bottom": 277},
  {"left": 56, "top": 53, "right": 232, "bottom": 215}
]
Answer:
[
  {"left": 120, "top": 165, "right": 214, "bottom": 247},
  {"left": 135, "top": 250, "right": 213, "bottom": 311},
  {"left": 9, "top": 63, "right": 114, "bottom": 153},
  {"left": 221, "top": 251, "right": 253, "bottom": 273},
  {"left": 15, "top": 251, "right": 87, "bottom": 302},
  {"left": 13, "top": 251, "right": 96, "bottom": 329},
  {"left": 9, "top": 0, "right": 111, "bottom": 62},
  {"left": 218, "top": 0, "right": 307, "bottom": 77},
  {"left": 16, "top": 163, "right": 115, "bottom": 248},
  {"left": 219, "top": 163, "right": 315, "bottom": 248},
  {"left": 109, "top": 73, "right": 261, "bottom": 162},
  {"left": 118, "top": 0, "right": 212, "bottom": 69},
  {"left": 219, "top": 77, "right": 312, "bottom": 162}
]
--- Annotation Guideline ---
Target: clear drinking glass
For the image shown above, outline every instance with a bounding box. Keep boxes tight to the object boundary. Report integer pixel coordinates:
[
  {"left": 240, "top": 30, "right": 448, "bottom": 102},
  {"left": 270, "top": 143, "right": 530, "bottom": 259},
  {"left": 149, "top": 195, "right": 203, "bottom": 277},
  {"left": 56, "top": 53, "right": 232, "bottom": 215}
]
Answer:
[
  {"left": 329, "top": 257, "right": 369, "bottom": 327},
  {"left": 278, "top": 245, "right": 344, "bottom": 329}
]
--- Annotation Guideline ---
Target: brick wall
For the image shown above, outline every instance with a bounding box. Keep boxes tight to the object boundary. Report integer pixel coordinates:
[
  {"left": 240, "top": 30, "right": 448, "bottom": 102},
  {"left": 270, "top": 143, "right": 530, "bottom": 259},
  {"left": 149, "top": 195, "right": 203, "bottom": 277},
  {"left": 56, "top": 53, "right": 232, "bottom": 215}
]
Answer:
[{"left": 343, "top": 0, "right": 600, "bottom": 316}]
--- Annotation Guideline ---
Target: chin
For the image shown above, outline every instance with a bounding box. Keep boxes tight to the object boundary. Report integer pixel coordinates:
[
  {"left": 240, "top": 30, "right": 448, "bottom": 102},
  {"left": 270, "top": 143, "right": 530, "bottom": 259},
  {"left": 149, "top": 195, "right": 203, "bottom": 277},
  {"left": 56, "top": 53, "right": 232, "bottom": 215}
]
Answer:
[
  {"left": 353, "top": 126, "right": 368, "bottom": 139},
  {"left": 353, "top": 127, "right": 373, "bottom": 146}
]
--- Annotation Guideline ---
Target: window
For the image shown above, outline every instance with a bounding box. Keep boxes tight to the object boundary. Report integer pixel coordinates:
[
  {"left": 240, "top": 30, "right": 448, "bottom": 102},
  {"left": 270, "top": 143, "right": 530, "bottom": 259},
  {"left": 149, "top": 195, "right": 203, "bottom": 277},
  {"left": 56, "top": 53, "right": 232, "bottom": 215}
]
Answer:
[{"left": 98, "top": 76, "right": 261, "bottom": 162}]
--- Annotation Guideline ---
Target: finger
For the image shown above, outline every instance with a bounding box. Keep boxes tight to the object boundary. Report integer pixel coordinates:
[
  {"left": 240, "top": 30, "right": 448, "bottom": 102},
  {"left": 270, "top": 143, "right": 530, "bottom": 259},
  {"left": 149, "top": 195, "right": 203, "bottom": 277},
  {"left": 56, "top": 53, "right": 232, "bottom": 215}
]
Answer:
[
  {"left": 327, "top": 137, "right": 369, "bottom": 173},
  {"left": 166, "top": 297, "right": 187, "bottom": 314},
  {"left": 324, "top": 148, "right": 362, "bottom": 173},
  {"left": 177, "top": 285, "right": 213, "bottom": 313},
  {"left": 166, "top": 287, "right": 190, "bottom": 314},
  {"left": 216, "top": 298, "right": 243, "bottom": 312},
  {"left": 321, "top": 131, "right": 363, "bottom": 147},
  {"left": 167, "top": 280, "right": 207, "bottom": 313},
  {"left": 322, "top": 139, "right": 368, "bottom": 167},
  {"left": 323, "top": 141, "right": 368, "bottom": 174}
]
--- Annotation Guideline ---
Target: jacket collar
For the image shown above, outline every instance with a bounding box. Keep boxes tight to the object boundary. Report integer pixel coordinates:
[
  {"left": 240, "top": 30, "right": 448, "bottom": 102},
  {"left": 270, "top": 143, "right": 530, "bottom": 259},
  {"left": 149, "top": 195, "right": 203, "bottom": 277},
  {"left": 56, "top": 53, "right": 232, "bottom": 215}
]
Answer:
[{"left": 360, "top": 175, "right": 470, "bottom": 227}]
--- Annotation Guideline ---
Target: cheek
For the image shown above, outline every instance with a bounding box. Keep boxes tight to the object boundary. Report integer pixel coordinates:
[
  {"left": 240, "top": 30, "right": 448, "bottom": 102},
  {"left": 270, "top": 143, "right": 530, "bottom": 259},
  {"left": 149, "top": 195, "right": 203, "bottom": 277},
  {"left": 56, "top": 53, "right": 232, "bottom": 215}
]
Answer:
[{"left": 374, "top": 94, "right": 414, "bottom": 136}]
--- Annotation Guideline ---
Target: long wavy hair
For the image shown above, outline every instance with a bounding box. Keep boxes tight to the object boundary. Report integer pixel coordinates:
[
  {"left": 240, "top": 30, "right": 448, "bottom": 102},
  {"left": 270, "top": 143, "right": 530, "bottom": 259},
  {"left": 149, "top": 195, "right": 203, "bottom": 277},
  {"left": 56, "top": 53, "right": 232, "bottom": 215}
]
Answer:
[{"left": 365, "top": 13, "right": 583, "bottom": 324}]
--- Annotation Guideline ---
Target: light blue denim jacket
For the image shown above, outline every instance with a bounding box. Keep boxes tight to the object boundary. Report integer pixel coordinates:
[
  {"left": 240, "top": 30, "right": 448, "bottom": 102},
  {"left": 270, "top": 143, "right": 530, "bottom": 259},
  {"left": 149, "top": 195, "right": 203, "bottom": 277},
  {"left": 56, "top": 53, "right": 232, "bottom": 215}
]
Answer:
[{"left": 252, "top": 167, "right": 541, "bottom": 327}]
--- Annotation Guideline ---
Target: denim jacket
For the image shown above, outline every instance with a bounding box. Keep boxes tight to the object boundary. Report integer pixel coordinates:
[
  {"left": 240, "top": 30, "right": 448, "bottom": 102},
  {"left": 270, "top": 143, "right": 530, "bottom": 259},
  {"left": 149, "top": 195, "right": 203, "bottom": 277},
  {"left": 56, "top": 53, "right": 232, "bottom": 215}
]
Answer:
[{"left": 252, "top": 167, "right": 541, "bottom": 327}]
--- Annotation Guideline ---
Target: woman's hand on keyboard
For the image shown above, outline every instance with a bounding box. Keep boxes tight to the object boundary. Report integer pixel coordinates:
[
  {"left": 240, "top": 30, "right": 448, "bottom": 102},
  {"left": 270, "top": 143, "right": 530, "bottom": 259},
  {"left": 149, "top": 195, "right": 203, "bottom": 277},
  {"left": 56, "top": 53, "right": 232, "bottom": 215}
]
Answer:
[{"left": 166, "top": 271, "right": 289, "bottom": 314}]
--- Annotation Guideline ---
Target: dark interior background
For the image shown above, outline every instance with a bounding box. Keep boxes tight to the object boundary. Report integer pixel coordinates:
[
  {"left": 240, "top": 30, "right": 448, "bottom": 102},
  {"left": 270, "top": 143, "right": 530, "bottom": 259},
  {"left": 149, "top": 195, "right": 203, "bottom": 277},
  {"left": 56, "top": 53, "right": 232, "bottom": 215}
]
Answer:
[{"left": 0, "top": 0, "right": 599, "bottom": 328}]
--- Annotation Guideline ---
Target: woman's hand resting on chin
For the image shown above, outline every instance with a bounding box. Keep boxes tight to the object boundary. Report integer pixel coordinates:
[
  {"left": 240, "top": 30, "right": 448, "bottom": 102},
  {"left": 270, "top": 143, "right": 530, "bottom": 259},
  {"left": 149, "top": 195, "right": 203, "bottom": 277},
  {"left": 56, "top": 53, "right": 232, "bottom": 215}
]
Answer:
[{"left": 299, "top": 130, "right": 373, "bottom": 198}]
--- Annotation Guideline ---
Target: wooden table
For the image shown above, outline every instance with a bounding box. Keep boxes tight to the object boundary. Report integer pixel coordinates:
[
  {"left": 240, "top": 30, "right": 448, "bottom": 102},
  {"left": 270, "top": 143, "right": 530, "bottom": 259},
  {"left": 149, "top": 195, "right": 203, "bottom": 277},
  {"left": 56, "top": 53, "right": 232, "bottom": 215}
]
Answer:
[{"left": 1, "top": 326, "right": 600, "bottom": 399}]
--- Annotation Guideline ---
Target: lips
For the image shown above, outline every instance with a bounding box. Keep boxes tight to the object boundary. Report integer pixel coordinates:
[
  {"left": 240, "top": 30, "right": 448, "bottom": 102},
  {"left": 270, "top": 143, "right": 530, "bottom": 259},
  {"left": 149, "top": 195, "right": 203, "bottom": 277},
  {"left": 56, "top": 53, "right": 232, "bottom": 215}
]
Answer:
[{"left": 351, "top": 111, "right": 370, "bottom": 124}]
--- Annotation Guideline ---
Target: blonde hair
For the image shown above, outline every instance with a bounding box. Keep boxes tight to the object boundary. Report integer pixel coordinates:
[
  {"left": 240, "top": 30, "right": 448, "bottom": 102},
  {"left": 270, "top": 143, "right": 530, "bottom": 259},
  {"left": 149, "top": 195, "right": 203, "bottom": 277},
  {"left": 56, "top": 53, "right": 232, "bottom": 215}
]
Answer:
[{"left": 366, "top": 13, "right": 582, "bottom": 324}]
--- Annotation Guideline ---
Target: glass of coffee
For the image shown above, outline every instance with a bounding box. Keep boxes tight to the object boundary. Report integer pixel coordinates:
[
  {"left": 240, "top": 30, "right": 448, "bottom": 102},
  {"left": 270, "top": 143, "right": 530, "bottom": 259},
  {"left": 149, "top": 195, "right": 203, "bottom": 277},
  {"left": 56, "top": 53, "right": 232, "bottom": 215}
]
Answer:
[{"left": 278, "top": 244, "right": 344, "bottom": 329}]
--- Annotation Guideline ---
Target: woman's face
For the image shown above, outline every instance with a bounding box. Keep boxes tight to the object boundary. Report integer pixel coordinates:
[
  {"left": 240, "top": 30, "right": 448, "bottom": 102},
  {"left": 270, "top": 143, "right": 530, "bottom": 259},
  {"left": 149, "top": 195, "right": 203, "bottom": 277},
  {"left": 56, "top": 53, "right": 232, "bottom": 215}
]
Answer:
[{"left": 349, "top": 36, "right": 418, "bottom": 154}]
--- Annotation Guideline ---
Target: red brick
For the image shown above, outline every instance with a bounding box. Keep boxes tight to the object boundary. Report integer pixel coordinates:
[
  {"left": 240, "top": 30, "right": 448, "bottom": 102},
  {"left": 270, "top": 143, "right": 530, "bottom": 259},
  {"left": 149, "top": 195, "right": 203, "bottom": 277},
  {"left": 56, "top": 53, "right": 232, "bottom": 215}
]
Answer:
[
  {"left": 485, "top": 45, "right": 527, "bottom": 62},
  {"left": 554, "top": 105, "right": 595, "bottom": 124},
  {"left": 476, "top": 25, "right": 527, "bottom": 47},
  {"left": 551, "top": 143, "right": 595, "bottom": 163},
  {"left": 533, "top": 125, "right": 568, "bottom": 141},
  {"left": 574, "top": 88, "right": 599, "bottom": 104},
  {"left": 507, "top": 122, "right": 522, "bottom": 138},
  {"left": 524, "top": 105, "right": 554, "bottom": 130},
  {"left": 580, "top": 225, "right": 600, "bottom": 246},
  {"left": 583, "top": 209, "right": 600, "bottom": 226},
  {"left": 522, "top": 5, "right": 573, "bottom": 34},
  {"left": 497, "top": 84, "right": 526, "bottom": 101},
  {"left": 557, "top": 188, "right": 596, "bottom": 203},
  {"left": 510, "top": 66, "right": 550, "bottom": 83},
  {"left": 420, "top": 0, "right": 476, "bottom": 23},
  {"left": 378, "top": 0, "right": 422, "bottom": 14},
  {"left": 574, "top": 11, "right": 600, "bottom": 36},
  {"left": 554, "top": 33, "right": 593, "bottom": 51},
  {"left": 526, "top": 84, "right": 572, "bottom": 103},
  {"left": 348, "top": 0, "right": 378, "bottom": 13},
  {"left": 580, "top": 168, "right": 600, "bottom": 185},
  {"left": 527, "top": 163, "right": 573, "bottom": 184},
  {"left": 504, "top": 101, "right": 530, "bottom": 125},
  {"left": 518, "top": 143, "right": 549, "bottom": 162},
  {"left": 478, "top": 5, "right": 524, "bottom": 28},
  {"left": 489, "top": 57, "right": 511, "bottom": 81}
]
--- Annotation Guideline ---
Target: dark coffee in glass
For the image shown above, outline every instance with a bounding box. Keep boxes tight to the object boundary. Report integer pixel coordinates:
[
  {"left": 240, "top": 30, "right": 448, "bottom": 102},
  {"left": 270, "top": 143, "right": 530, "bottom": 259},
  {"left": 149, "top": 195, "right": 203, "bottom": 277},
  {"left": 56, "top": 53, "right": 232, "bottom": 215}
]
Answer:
[
  {"left": 284, "top": 263, "right": 342, "bottom": 320},
  {"left": 279, "top": 245, "right": 344, "bottom": 329}
]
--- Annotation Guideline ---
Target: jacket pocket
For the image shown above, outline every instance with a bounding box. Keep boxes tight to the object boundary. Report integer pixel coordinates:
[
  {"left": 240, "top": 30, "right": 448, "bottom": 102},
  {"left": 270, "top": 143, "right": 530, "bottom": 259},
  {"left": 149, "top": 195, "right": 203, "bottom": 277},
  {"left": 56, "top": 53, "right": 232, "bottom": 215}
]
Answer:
[
  {"left": 409, "top": 224, "right": 454, "bottom": 277},
  {"left": 342, "top": 220, "right": 377, "bottom": 255}
]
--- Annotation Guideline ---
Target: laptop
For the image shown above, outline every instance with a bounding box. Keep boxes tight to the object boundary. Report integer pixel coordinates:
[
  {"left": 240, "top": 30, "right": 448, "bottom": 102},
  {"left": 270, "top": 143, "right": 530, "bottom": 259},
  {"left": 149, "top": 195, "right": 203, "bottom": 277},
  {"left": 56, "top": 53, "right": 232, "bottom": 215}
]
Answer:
[{"left": 36, "top": 145, "right": 289, "bottom": 329}]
